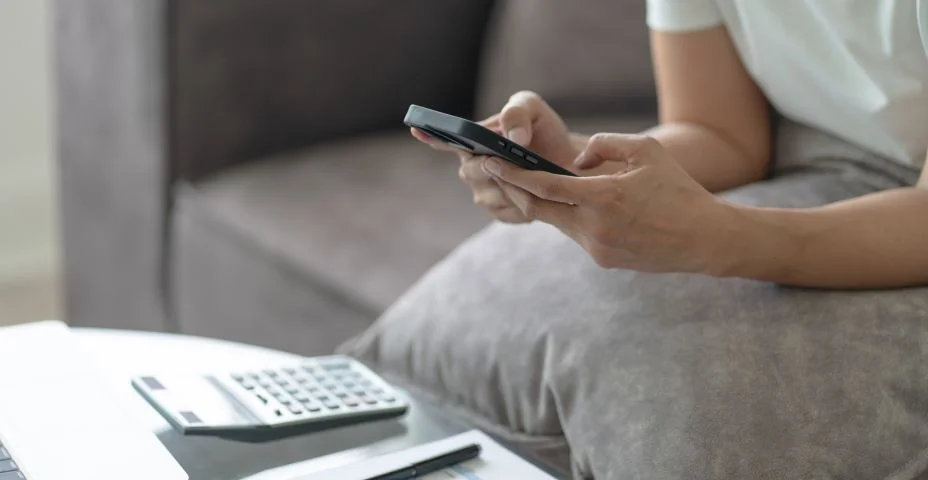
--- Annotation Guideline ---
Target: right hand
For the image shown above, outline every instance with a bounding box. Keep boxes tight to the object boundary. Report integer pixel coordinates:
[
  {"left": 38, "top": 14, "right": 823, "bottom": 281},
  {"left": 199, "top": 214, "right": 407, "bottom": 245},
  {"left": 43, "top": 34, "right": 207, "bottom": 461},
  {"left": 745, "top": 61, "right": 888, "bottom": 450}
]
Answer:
[{"left": 411, "top": 91, "right": 579, "bottom": 224}]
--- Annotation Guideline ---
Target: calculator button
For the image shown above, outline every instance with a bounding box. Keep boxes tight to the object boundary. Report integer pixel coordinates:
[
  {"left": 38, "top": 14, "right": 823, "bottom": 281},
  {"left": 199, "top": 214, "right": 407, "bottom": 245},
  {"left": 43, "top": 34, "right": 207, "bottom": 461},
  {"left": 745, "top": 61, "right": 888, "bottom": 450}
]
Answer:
[
  {"left": 288, "top": 405, "right": 304, "bottom": 415},
  {"left": 231, "top": 374, "right": 245, "bottom": 382},
  {"left": 342, "top": 381, "right": 356, "bottom": 389},
  {"left": 264, "top": 369, "right": 279, "bottom": 377},
  {"left": 359, "top": 379, "right": 373, "bottom": 386},
  {"left": 293, "top": 393, "right": 310, "bottom": 402},
  {"left": 276, "top": 378, "right": 290, "bottom": 386},
  {"left": 299, "top": 397, "right": 316, "bottom": 405},
  {"left": 371, "top": 387, "right": 385, "bottom": 394},
  {"left": 283, "top": 367, "right": 297, "bottom": 375},
  {"left": 313, "top": 374, "right": 327, "bottom": 382},
  {"left": 352, "top": 389, "right": 367, "bottom": 397},
  {"left": 306, "top": 404, "right": 322, "bottom": 412},
  {"left": 285, "top": 386, "right": 300, "bottom": 394},
  {"left": 323, "top": 401, "right": 341, "bottom": 410},
  {"left": 295, "top": 376, "right": 309, "bottom": 384},
  {"left": 307, "top": 386, "right": 320, "bottom": 393},
  {"left": 316, "top": 394, "right": 330, "bottom": 402},
  {"left": 258, "top": 380, "right": 272, "bottom": 388},
  {"left": 381, "top": 396, "right": 397, "bottom": 403},
  {"left": 249, "top": 373, "right": 262, "bottom": 380},
  {"left": 279, "top": 397, "right": 293, "bottom": 405},
  {"left": 334, "top": 391, "right": 349, "bottom": 398},
  {"left": 361, "top": 396, "right": 379, "bottom": 405},
  {"left": 240, "top": 381, "right": 256, "bottom": 390},
  {"left": 344, "top": 399, "right": 360, "bottom": 407},
  {"left": 323, "top": 382, "right": 337, "bottom": 390}
]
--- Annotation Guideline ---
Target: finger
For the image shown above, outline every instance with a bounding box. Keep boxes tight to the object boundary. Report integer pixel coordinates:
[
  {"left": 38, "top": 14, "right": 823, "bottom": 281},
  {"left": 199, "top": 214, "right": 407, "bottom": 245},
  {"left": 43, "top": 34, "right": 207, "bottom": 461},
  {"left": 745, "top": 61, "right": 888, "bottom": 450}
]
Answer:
[
  {"left": 478, "top": 113, "right": 502, "bottom": 134},
  {"left": 483, "top": 158, "right": 589, "bottom": 205},
  {"left": 499, "top": 91, "right": 545, "bottom": 145},
  {"left": 575, "top": 133, "right": 661, "bottom": 170},
  {"left": 497, "top": 181, "right": 577, "bottom": 228},
  {"left": 492, "top": 206, "right": 532, "bottom": 224},
  {"left": 459, "top": 157, "right": 495, "bottom": 186},
  {"left": 473, "top": 187, "right": 512, "bottom": 210}
]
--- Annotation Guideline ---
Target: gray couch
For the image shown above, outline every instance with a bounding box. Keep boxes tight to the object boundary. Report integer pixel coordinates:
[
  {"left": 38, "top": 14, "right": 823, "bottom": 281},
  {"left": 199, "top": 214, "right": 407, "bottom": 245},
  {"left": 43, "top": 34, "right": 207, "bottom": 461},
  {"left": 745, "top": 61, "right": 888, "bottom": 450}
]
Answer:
[{"left": 55, "top": 0, "right": 656, "bottom": 355}]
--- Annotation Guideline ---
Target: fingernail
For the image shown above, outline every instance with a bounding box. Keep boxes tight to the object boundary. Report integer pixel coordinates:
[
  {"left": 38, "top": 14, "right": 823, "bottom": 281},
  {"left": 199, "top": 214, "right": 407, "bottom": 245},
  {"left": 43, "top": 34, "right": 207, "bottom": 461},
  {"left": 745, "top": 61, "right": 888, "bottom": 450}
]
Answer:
[
  {"left": 483, "top": 159, "right": 501, "bottom": 176},
  {"left": 507, "top": 127, "right": 529, "bottom": 145}
]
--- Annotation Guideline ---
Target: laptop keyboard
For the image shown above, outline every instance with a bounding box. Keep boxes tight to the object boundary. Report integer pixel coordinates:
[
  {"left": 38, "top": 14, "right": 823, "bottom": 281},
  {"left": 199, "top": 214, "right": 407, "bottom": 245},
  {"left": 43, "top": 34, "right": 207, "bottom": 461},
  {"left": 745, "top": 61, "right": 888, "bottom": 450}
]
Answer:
[{"left": 0, "top": 443, "right": 26, "bottom": 479}]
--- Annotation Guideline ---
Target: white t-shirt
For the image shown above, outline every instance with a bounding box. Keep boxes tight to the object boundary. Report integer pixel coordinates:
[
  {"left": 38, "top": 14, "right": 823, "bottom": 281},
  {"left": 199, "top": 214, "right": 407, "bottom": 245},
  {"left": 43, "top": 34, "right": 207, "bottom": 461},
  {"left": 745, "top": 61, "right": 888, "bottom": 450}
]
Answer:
[{"left": 647, "top": 0, "right": 928, "bottom": 167}]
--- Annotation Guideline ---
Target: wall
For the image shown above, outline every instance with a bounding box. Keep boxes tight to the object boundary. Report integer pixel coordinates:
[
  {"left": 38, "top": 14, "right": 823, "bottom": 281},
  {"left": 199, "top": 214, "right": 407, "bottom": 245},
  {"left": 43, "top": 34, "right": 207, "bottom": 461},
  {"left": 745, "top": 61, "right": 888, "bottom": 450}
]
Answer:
[
  {"left": 0, "top": 0, "right": 56, "bottom": 282},
  {"left": 0, "top": 0, "right": 60, "bottom": 322}
]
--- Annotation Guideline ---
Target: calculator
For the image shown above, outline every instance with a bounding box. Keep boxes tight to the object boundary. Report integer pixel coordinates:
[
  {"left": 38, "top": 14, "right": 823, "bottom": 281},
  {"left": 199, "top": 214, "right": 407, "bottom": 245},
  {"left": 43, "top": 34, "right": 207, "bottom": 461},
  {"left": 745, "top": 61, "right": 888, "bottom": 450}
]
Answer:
[{"left": 130, "top": 355, "right": 409, "bottom": 442}]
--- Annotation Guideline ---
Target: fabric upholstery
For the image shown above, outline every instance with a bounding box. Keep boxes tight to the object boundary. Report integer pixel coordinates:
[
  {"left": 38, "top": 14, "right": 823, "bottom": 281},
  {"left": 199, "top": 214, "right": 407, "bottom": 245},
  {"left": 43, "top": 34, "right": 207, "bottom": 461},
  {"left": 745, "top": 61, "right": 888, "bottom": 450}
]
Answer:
[
  {"left": 55, "top": 0, "right": 171, "bottom": 331},
  {"left": 175, "top": 131, "right": 491, "bottom": 313},
  {"left": 475, "top": 0, "right": 655, "bottom": 119},
  {"left": 339, "top": 119, "right": 928, "bottom": 479},
  {"left": 171, "top": 130, "right": 487, "bottom": 354},
  {"left": 172, "top": 0, "right": 496, "bottom": 181}
]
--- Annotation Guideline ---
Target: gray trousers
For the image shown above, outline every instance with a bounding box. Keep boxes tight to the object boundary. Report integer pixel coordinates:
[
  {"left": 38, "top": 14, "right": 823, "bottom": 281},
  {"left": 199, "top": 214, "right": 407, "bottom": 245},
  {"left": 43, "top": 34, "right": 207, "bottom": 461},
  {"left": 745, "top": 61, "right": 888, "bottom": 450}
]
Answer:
[{"left": 340, "top": 119, "right": 928, "bottom": 479}]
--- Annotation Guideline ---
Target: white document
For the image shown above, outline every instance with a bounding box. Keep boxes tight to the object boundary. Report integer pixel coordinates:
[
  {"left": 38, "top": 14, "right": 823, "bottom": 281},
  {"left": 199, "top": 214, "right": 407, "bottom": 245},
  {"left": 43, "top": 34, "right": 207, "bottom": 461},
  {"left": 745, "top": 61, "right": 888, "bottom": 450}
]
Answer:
[
  {"left": 0, "top": 321, "right": 188, "bottom": 480},
  {"left": 244, "top": 430, "right": 558, "bottom": 480}
]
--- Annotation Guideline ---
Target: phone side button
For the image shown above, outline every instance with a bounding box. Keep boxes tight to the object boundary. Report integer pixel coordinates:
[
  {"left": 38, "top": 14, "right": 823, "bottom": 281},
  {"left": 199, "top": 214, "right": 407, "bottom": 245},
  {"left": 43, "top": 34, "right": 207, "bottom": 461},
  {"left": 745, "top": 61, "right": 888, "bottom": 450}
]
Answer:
[
  {"left": 524, "top": 155, "right": 539, "bottom": 164},
  {"left": 510, "top": 147, "right": 525, "bottom": 158}
]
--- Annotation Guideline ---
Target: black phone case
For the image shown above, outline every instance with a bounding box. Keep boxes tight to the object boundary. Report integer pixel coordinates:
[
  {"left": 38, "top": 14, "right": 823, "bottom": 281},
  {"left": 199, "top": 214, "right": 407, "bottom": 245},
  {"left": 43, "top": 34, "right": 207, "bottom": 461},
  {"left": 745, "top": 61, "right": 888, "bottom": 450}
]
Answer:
[{"left": 404, "top": 105, "right": 577, "bottom": 177}]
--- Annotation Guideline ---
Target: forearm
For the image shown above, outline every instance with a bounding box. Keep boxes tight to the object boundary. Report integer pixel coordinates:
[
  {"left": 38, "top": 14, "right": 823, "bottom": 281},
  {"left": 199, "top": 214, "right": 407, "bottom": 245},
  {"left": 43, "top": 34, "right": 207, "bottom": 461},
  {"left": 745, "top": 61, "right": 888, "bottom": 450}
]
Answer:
[
  {"left": 646, "top": 123, "right": 768, "bottom": 192},
  {"left": 714, "top": 187, "right": 928, "bottom": 288},
  {"left": 571, "top": 122, "right": 768, "bottom": 191}
]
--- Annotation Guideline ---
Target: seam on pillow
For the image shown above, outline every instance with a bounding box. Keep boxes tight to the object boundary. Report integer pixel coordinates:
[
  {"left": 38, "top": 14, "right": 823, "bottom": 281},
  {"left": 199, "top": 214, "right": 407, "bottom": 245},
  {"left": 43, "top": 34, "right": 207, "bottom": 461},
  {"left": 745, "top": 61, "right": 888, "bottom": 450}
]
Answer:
[{"left": 884, "top": 444, "right": 928, "bottom": 480}]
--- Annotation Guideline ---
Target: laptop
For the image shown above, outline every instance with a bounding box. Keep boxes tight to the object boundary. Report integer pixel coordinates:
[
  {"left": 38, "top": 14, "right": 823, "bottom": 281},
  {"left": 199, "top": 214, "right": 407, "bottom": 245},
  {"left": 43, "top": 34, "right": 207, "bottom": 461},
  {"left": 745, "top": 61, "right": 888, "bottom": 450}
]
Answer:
[{"left": 0, "top": 321, "right": 187, "bottom": 480}]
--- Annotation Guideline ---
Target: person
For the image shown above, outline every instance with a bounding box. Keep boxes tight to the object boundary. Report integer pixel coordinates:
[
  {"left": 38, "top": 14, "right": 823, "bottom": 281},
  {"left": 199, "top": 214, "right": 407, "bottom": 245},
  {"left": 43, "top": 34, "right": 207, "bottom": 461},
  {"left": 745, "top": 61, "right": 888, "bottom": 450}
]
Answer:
[
  {"left": 342, "top": 1, "right": 928, "bottom": 477},
  {"left": 412, "top": 1, "right": 928, "bottom": 290}
]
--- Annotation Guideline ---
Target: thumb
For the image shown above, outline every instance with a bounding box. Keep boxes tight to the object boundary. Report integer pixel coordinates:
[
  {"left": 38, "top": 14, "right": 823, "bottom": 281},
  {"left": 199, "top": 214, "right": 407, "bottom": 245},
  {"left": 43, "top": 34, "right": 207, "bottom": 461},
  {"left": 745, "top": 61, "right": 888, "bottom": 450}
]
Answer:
[
  {"left": 575, "top": 133, "right": 662, "bottom": 170},
  {"left": 499, "top": 91, "right": 544, "bottom": 146}
]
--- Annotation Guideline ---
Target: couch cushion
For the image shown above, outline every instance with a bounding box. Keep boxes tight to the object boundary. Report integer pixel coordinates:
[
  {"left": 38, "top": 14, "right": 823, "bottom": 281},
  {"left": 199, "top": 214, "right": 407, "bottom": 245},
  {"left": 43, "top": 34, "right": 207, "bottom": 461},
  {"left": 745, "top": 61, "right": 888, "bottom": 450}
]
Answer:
[
  {"left": 175, "top": 115, "right": 655, "bottom": 314},
  {"left": 475, "top": 0, "right": 655, "bottom": 119},
  {"left": 175, "top": 131, "right": 489, "bottom": 313}
]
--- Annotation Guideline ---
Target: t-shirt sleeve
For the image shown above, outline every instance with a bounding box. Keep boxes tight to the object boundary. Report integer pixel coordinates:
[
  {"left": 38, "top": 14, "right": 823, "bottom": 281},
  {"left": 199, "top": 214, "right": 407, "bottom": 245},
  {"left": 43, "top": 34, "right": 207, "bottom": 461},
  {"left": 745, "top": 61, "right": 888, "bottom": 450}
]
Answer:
[{"left": 646, "top": 0, "right": 725, "bottom": 32}]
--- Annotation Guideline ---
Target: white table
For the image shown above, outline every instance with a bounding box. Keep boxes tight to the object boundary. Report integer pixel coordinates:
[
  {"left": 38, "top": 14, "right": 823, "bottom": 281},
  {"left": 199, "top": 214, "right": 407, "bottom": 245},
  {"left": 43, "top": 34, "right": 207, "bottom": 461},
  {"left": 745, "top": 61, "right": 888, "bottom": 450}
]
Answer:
[{"left": 72, "top": 328, "right": 467, "bottom": 480}]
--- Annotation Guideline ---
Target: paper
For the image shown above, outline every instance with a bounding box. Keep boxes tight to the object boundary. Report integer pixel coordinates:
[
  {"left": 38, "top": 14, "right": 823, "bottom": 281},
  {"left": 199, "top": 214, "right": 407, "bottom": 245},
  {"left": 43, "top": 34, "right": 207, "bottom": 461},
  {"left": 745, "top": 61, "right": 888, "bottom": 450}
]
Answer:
[{"left": 243, "top": 430, "right": 557, "bottom": 480}]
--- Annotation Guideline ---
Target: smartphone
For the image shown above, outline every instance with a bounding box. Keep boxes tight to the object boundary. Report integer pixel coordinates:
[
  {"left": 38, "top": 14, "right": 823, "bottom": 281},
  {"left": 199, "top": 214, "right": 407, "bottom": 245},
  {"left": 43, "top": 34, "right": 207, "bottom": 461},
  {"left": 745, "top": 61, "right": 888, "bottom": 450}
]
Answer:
[{"left": 404, "top": 105, "right": 576, "bottom": 176}]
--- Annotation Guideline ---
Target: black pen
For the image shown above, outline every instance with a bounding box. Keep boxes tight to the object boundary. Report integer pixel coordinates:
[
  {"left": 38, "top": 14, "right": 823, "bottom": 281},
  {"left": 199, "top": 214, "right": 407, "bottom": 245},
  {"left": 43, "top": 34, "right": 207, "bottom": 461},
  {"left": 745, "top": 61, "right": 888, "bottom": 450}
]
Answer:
[{"left": 364, "top": 443, "right": 482, "bottom": 480}]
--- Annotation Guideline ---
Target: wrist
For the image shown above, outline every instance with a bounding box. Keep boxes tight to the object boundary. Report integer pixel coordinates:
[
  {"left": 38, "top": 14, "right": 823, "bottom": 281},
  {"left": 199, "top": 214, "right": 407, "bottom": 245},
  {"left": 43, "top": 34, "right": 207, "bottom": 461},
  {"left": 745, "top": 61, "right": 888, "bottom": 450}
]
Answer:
[{"left": 701, "top": 202, "right": 804, "bottom": 281}]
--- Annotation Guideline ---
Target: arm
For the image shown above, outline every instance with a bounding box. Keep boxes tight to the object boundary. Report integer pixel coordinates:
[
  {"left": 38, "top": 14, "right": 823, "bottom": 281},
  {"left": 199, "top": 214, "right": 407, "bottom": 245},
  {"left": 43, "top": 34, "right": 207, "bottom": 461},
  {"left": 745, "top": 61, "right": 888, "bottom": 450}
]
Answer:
[
  {"left": 572, "top": 28, "right": 772, "bottom": 190},
  {"left": 718, "top": 158, "right": 928, "bottom": 288}
]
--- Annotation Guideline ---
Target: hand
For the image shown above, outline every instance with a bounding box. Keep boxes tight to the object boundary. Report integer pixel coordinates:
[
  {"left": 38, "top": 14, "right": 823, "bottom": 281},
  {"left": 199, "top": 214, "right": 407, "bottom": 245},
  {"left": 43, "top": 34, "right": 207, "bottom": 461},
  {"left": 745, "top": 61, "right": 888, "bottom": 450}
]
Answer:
[
  {"left": 411, "top": 91, "right": 579, "bottom": 224},
  {"left": 483, "top": 133, "right": 735, "bottom": 274}
]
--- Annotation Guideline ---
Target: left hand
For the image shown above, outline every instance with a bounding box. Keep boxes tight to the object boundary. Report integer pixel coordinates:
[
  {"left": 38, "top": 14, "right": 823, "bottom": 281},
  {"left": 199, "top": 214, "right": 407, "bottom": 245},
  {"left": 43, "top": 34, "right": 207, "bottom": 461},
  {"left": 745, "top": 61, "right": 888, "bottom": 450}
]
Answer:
[{"left": 482, "top": 133, "right": 734, "bottom": 274}]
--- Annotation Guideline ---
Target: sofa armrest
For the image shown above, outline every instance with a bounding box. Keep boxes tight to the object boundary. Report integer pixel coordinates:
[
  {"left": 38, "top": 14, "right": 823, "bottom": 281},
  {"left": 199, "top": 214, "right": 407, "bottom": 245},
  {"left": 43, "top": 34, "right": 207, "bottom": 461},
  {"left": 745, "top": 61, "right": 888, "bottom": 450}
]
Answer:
[
  {"left": 172, "top": 0, "right": 497, "bottom": 180},
  {"left": 55, "top": 0, "right": 171, "bottom": 332}
]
